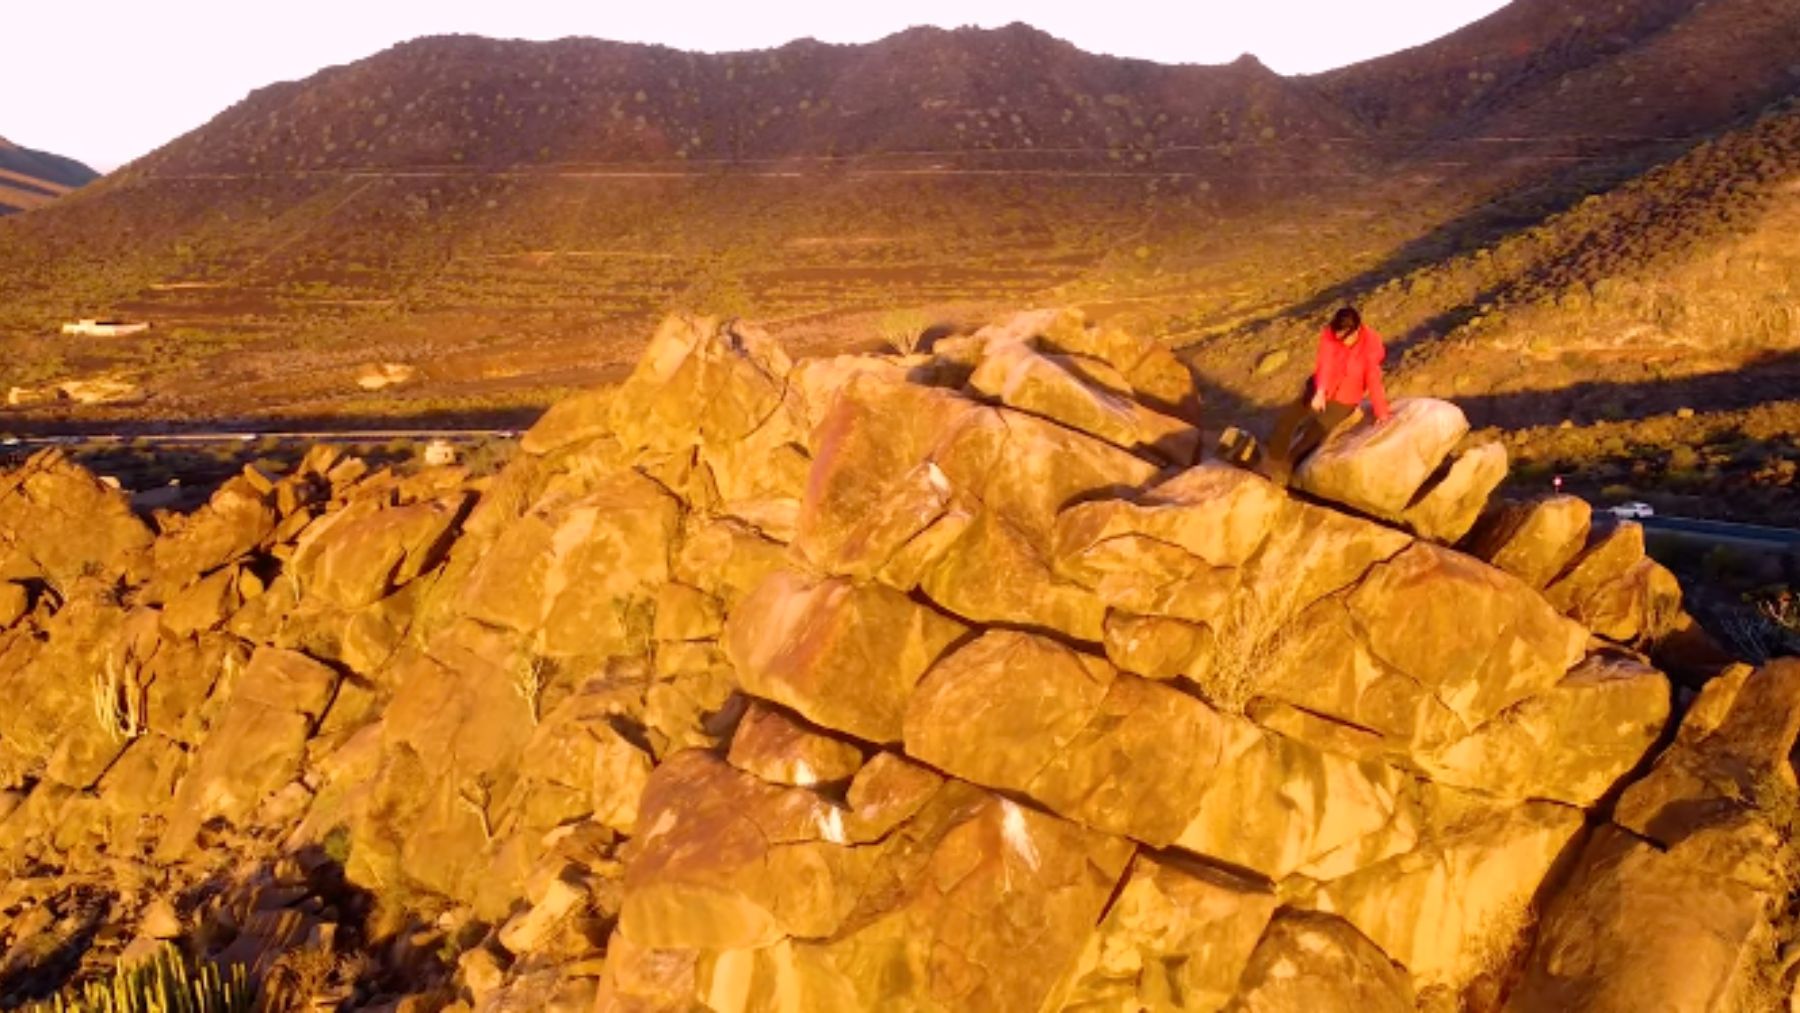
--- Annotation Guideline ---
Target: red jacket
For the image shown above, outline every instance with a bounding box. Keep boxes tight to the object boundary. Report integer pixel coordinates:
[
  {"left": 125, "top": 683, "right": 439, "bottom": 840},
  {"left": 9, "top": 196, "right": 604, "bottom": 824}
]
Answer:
[{"left": 1313, "top": 325, "right": 1391, "bottom": 420}]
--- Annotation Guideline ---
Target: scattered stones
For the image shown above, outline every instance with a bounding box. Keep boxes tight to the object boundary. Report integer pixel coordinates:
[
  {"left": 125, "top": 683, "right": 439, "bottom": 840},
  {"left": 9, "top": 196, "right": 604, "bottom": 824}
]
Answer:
[{"left": 54, "top": 374, "right": 145, "bottom": 405}]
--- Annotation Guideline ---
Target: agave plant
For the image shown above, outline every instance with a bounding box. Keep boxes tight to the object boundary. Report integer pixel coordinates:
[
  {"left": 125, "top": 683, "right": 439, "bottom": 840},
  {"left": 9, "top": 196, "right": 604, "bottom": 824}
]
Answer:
[{"left": 27, "top": 944, "right": 253, "bottom": 1013}]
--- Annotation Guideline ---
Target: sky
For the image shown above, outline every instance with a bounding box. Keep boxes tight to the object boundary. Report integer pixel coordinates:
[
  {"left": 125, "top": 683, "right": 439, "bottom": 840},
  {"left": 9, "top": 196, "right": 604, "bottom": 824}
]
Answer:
[{"left": 7, "top": 0, "right": 1512, "bottom": 172}]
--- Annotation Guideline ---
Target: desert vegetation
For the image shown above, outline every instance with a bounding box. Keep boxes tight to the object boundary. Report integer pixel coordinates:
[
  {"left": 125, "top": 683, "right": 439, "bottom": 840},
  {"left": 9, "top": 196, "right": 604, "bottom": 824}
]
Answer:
[
  {"left": 1492, "top": 399, "right": 1800, "bottom": 524},
  {"left": 23, "top": 946, "right": 250, "bottom": 1013}
]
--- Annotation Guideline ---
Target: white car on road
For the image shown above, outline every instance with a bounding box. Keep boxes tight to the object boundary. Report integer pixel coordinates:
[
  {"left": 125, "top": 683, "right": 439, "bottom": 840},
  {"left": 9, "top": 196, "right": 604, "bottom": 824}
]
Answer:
[{"left": 1609, "top": 501, "right": 1655, "bottom": 520}]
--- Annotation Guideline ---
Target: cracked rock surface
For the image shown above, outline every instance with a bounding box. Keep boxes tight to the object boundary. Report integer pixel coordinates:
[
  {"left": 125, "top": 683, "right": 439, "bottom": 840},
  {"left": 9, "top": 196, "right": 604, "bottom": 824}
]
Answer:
[{"left": 0, "top": 311, "right": 1784, "bottom": 1012}]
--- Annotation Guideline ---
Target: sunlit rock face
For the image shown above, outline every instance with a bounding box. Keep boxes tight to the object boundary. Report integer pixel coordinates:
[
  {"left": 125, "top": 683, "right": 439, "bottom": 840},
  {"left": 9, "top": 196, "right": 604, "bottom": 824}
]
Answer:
[{"left": 2, "top": 311, "right": 1778, "bottom": 1013}]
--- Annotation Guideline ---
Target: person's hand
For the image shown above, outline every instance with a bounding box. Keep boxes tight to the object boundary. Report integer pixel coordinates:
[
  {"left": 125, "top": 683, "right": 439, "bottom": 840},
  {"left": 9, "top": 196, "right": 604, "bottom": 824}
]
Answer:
[{"left": 1310, "top": 389, "right": 1326, "bottom": 413}]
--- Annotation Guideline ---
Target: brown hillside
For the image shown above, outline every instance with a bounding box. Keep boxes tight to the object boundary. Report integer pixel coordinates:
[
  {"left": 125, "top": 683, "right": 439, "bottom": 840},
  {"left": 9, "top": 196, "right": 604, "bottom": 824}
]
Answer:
[
  {"left": 123, "top": 25, "right": 1365, "bottom": 177},
  {"left": 1206, "top": 96, "right": 1800, "bottom": 412},
  {"left": 1316, "top": 0, "right": 1800, "bottom": 142},
  {"left": 0, "top": 2, "right": 1794, "bottom": 427}
]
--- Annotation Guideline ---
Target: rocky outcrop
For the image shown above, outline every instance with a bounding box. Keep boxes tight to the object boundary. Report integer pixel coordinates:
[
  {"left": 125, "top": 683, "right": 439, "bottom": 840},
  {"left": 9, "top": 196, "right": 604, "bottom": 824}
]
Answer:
[
  {"left": 0, "top": 449, "right": 152, "bottom": 590},
  {"left": 968, "top": 331, "right": 1200, "bottom": 464},
  {"left": 1508, "top": 659, "right": 1800, "bottom": 1012},
  {"left": 1466, "top": 501, "right": 1695, "bottom": 665},
  {"left": 0, "top": 310, "right": 1782, "bottom": 1012},
  {"left": 1544, "top": 521, "right": 1684, "bottom": 647}
]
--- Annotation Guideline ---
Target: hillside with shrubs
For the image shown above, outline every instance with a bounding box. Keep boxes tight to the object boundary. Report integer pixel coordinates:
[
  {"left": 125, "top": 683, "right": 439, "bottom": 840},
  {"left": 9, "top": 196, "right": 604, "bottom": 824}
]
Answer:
[{"left": 0, "top": 1, "right": 1795, "bottom": 425}]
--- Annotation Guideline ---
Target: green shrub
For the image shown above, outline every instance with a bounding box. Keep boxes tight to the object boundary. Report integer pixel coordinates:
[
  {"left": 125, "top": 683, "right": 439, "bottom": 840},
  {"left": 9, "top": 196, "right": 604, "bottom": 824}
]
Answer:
[
  {"left": 876, "top": 308, "right": 931, "bottom": 356},
  {"left": 321, "top": 825, "right": 353, "bottom": 867},
  {"left": 27, "top": 944, "right": 253, "bottom": 1012}
]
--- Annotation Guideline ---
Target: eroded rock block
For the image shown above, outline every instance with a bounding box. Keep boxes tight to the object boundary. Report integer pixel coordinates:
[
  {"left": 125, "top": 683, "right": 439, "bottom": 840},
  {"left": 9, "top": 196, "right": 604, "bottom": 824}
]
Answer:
[
  {"left": 724, "top": 570, "right": 966, "bottom": 744},
  {"left": 456, "top": 471, "right": 679, "bottom": 658},
  {"left": 726, "top": 702, "right": 865, "bottom": 789},
  {"left": 1401, "top": 440, "right": 1509, "bottom": 544},
  {"left": 1228, "top": 910, "right": 1416, "bottom": 1013},
  {"left": 607, "top": 751, "right": 1133, "bottom": 1011},
  {"left": 0, "top": 450, "right": 153, "bottom": 590},
  {"left": 1417, "top": 652, "right": 1670, "bottom": 805},
  {"left": 1293, "top": 398, "right": 1469, "bottom": 518},
  {"left": 1054, "top": 853, "right": 1277, "bottom": 1011},
  {"left": 969, "top": 338, "right": 1199, "bottom": 464},
  {"left": 905, "top": 629, "right": 1422, "bottom": 880},
  {"left": 1464, "top": 495, "right": 1592, "bottom": 589},
  {"left": 158, "top": 647, "right": 340, "bottom": 858},
  {"left": 1307, "top": 800, "right": 1584, "bottom": 990},
  {"left": 1546, "top": 522, "right": 1683, "bottom": 646},
  {"left": 1509, "top": 659, "right": 1800, "bottom": 1012},
  {"left": 1506, "top": 826, "right": 1769, "bottom": 1013}
]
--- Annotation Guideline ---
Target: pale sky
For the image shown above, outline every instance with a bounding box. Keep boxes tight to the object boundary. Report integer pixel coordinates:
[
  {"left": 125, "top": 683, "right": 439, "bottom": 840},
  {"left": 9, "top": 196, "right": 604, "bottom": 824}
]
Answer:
[{"left": 8, "top": 0, "right": 1512, "bottom": 172}]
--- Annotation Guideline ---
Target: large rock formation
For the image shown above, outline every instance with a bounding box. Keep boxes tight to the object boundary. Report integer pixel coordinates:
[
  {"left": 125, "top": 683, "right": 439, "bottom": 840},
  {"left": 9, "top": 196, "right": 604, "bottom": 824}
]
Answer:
[
  {"left": 1464, "top": 496, "right": 1701, "bottom": 672},
  {"left": 1508, "top": 659, "right": 1800, "bottom": 1012},
  {"left": 0, "top": 310, "right": 1786, "bottom": 1013}
]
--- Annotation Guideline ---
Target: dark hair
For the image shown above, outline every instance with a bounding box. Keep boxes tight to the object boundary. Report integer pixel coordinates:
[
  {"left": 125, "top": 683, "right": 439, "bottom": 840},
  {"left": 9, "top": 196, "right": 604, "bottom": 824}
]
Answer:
[{"left": 1330, "top": 306, "right": 1361, "bottom": 336}]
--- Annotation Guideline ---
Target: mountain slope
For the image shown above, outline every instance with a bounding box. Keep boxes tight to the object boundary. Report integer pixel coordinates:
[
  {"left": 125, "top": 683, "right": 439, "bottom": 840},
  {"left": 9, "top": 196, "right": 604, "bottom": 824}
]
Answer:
[
  {"left": 1199, "top": 95, "right": 1800, "bottom": 418},
  {"left": 0, "top": 1, "right": 1795, "bottom": 424},
  {"left": 0, "top": 137, "right": 99, "bottom": 214},
  {"left": 1314, "top": 0, "right": 1800, "bottom": 141}
]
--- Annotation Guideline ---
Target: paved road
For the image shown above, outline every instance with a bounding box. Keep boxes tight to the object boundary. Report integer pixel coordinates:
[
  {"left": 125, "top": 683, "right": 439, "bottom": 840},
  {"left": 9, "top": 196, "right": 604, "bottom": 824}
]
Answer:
[{"left": 5, "top": 429, "right": 520, "bottom": 448}]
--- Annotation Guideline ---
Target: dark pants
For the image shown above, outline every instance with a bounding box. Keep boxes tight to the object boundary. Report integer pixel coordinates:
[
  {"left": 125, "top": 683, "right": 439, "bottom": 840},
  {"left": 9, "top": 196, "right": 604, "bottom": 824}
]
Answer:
[{"left": 1265, "top": 396, "right": 1355, "bottom": 483}]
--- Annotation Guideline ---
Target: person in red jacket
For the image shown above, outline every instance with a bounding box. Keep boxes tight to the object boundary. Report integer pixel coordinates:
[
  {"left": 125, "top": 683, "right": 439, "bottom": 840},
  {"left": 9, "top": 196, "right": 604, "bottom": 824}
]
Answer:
[{"left": 1262, "top": 306, "right": 1392, "bottom": 485}]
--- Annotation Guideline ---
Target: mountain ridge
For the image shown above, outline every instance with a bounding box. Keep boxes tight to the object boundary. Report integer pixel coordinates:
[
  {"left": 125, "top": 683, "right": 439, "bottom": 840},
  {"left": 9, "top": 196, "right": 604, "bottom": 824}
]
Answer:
[
  {"left": 0, "top": 136, "right": 99, "bottom": 213},
  {"left": 114, "top": 22, "right": 1365, "bottom": 180}
]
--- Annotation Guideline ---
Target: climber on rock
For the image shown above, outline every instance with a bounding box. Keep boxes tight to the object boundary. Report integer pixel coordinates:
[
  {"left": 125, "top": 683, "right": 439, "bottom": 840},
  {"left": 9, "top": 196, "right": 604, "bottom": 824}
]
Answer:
[{"left": 1261, "top": 305, "right": 1392, "bottom": 486}]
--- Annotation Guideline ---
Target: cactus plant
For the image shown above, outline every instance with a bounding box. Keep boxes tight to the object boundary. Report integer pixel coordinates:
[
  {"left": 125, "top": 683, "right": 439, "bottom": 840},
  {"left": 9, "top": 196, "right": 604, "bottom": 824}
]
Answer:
[{"left": 25, "top": 944, "right": 253, "bottom": 1013}]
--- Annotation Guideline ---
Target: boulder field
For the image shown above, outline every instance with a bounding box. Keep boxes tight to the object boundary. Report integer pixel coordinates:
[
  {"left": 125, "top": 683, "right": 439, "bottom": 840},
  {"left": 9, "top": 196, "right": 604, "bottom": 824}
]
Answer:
[{"left": 0, "top": 310, "right": 1789, "bottom": 1011}]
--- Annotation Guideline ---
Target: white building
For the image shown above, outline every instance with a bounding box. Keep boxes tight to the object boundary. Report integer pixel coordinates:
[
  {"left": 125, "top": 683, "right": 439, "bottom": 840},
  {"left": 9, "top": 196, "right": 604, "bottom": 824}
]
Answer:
[
  {"left": 61, "top": 319, "right": 151, "bottom": 338},
  {"left": 423, "top": 439, "right": 459, "bottom": 467}
]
